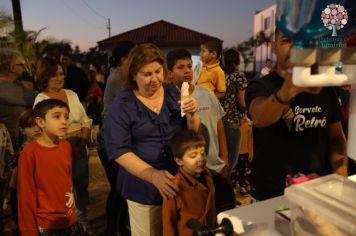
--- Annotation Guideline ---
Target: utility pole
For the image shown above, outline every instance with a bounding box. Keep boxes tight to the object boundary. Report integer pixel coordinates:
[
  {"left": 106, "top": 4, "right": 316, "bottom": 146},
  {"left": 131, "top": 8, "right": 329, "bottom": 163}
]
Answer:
[
  {"left": 107, "top": 18, "right": 111, "bottom": 38},
  {"left": 11, "top": 0, "right": 24, "bottom": 34}
]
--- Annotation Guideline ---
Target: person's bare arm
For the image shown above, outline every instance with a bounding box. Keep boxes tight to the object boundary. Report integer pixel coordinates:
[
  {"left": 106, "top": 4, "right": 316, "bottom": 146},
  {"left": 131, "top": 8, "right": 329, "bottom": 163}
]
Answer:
[
  {"left": 215, "top": 70, "right": 226, "bottom": 99},
  {"left": 186, "top": 112, "right": 200, "bottom": 133},
  {"left": 248, "top": 124, "right": 254, "bottom": 162},
  {"left": 327, "top": 122, "right": 348, "bottom": 176},
  {"left": 80, "top": 127, "right": 91, "bottom": 143},
  {"left": 249, "top": 72, "right": 320, "bottom": 128},
  {"left": 182, "top": 97, "right": 200, "bottom": 132},
  {"left": 217, "top": 119, "right": 228, "bottom": 166},
  {"left": 115, "top": 152, "right": 179, "bottom": 199},
  {"left": 238, "top": 90, "right": 246, "bottom": 110},
  {"left": 215, "top": 91, "right": 226, "bottom": 99},
  {"left": 249, "top": 95, "right": 287, "bottom": 128},
  {"left": 217, "top": 119, "right": 229, "bottom": 178}
]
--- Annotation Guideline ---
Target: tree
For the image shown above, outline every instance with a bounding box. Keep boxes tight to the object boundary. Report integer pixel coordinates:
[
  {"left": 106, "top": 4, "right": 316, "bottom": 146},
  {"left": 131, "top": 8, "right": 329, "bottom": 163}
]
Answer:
[
  {"left": 0, "top": 11, "right": 12, "bottom": 29},
  {"left": 0, "top": 13, "right": 73, "bottom": 75},
  {"left": 0, "top": 12, "right": 13, "bottom": 47},
  {"left": 6, "top": 28, "right": 49, "bottom": 74},
  {"left": 41, "top": 39, "right": 73, "bottom": 59},
  {"left": 256, "top": 31, "right": 274, "bottom": 61},
  {"left": 82, "top": 46, "right": 107, "bottom": 67},
  {"left": 246, "top": 36, "right": 259, "bottom": 74},
  {"left": 72, "top": 45, "right": 82, "bottom": 62},
  {"left": 236, "top": 41, "right": 252, "bottom": 72}
]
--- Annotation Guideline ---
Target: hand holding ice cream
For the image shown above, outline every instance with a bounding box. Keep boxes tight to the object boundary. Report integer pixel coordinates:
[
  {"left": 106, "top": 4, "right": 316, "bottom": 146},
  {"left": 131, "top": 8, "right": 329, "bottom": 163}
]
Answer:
[{"left": 180, "top": 82, "right": 197, "bottom": 117}]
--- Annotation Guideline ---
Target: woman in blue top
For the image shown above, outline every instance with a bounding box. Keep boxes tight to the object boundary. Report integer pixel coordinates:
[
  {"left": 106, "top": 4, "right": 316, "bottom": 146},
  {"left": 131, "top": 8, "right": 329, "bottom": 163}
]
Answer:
[{"left": 104, "top": 43, "right": 200, "bottom": 236}]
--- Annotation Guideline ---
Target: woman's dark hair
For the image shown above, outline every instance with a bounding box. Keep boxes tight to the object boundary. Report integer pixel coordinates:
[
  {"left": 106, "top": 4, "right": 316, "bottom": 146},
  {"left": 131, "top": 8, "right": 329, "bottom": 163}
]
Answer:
[
  {"left": 35, "top": 57, "right": 61, "bottom": 92},
  {"left": 110, "top": 41, "right": 136, "bottom": 68},
  {"left": 124, "top": 43, "right": 167, "bottom": 90},
  {"left": 223, "top": 49, "right": 240, "bottom": 74}
]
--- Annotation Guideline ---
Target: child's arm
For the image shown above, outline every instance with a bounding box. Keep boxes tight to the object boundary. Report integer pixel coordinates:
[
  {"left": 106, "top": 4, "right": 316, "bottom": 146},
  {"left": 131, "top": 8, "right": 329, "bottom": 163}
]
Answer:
[
  {"left": 215, "top": 91, "right": 226, "bottom": 99},
  {"left": 18, "top": 148, "right": 39, "bottom": 236},
  {"left": 214, "top": 69, "right": 226, "bottom": 98},
  {"left": 162, "top": 197, "right": 178, "bottom": 236},
  {"left": 217, "top": 119, "right": 229, "bottom": 176},
  {"left": 248, "top": 124, "right": 254, "bottom": 162},
  {"left": 73, "top": 91, "right": 92, "bottom": 143}
]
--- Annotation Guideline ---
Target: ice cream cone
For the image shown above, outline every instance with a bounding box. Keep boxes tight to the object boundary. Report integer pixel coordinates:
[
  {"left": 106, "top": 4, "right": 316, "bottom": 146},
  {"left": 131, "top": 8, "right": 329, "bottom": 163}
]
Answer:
[
  {"left": 283, "top": 108, "right": 294, "bottom": 131},
  {"left": 181, "top": 82, "right": 190, "bottom": 117}
]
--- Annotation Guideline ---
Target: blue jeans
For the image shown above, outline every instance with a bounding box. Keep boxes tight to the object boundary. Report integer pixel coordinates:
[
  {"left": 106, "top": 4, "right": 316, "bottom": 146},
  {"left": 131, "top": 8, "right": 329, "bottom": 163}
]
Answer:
[
  {"left": 67, "top": 137, "right": 89, "bottom": 225},
  {"left": 223, "top": 120, "right": 242, "bottom": 174}
]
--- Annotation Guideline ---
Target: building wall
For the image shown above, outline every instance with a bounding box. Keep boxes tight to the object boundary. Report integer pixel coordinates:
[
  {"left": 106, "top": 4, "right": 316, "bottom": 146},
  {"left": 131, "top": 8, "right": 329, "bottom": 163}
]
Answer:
[{"left": 254, "top": 4, "right": 277, "bottom": 72}]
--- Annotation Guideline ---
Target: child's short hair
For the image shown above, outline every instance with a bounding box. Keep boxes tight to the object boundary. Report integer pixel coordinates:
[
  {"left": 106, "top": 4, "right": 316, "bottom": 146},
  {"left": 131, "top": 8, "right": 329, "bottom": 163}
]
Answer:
[
  {"left": 201, "top": 37, "right": 223, "bottom": 60},
  {"left": 18, "top": 109, "right": 36, "bottom": 129},
  {"left": 170, "top": 130, "right": 205, "bottom": 159},
  {"left": 166, "top": 48, "right": 192, "bottom": 71},
  {"left": 33, "top": 99, "right": 69, "bottom": 119}
]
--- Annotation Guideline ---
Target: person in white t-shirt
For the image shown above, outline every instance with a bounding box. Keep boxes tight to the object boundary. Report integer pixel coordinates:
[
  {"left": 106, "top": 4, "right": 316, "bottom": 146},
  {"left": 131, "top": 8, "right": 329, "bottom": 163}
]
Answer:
[
  {"left": 259, "top": 59, "right": 273, "bottom": 78},
  {"left": 167, "top": 48, "right": 237, "bottom": 213}
]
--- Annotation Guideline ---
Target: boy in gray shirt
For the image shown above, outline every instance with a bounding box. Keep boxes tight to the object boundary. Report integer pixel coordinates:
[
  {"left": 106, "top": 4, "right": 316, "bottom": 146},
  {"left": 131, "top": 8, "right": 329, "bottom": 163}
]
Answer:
[{"left": 167, "top": 48, "right": 236, "bottom": 212}]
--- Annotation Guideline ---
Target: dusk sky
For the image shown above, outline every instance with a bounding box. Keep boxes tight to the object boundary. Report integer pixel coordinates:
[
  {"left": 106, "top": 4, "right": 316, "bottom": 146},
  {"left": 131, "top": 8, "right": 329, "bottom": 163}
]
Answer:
[{"left": 1, "top": 0, "right": 276, "bottom": 51}]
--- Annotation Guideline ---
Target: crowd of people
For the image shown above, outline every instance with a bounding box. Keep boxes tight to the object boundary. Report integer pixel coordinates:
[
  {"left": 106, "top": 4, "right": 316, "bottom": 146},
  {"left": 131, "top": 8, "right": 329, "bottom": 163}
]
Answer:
[{"left": 0, "top": 25, "right": 352, "bottom": 236}]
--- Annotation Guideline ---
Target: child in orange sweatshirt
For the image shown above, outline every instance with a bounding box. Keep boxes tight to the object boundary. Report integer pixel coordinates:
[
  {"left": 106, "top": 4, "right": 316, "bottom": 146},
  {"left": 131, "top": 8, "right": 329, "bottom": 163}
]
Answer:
[{"left": 236, "top": 115, "right": 253, "bottom": 196}]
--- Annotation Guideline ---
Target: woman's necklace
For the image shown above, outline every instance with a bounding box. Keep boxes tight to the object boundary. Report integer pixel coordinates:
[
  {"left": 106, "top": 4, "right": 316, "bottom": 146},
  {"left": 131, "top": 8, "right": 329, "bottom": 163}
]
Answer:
[
  {"left": 45, "top": 89, "right": 68, "bottom": 104},
  {"left": 135, "top": 88, "right": 164, "bottom": 114}
]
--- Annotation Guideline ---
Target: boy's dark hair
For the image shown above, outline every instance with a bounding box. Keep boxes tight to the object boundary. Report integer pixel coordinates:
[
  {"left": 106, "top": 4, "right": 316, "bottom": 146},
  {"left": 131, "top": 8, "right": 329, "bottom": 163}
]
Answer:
[
  {"left": 166, "top": 48, "right": 192, "bottom": 71},
  {"left": 33, "top": 99, "right": 69, "bottom": 119},
  {"left": 201, "top": 37, "right": 223, "bottom": 60},
  {"left": 170, "top": 130, "right": 205, "bottom": 159},
  {"left": 18, "top": 109, "right": 36, "bottom": 129}
]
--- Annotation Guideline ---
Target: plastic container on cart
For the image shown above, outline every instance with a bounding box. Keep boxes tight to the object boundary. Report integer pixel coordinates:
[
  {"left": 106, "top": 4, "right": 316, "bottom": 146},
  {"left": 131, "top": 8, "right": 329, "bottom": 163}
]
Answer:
[{"left": 284, "top": 174, "right": 356, "bottom": 236}]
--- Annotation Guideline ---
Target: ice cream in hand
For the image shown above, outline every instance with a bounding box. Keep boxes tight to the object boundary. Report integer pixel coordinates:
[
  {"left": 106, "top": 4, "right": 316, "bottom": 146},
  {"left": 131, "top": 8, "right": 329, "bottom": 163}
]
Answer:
[
  {"left": 283, "top": 107, "right": 294, "bottom": 131},
  {"left": 181, "top": 81, "right": 190, "bottom": 117}
]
